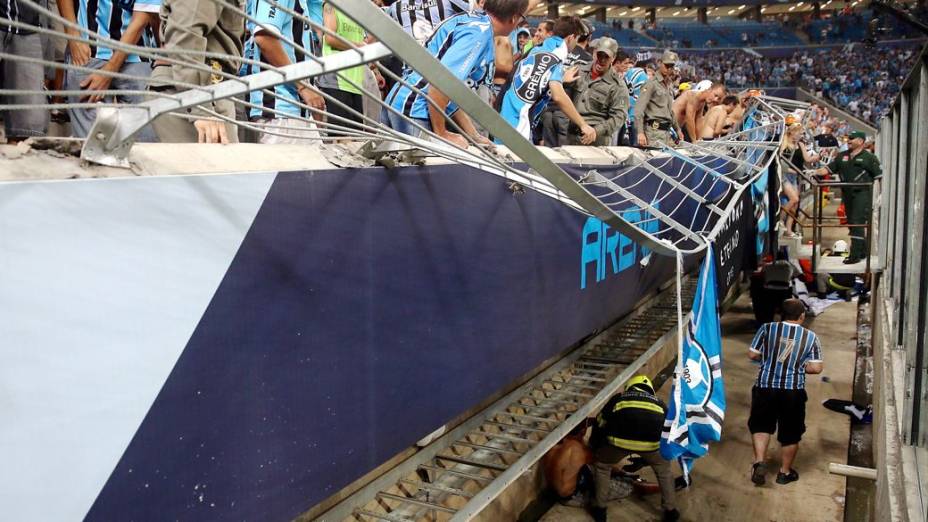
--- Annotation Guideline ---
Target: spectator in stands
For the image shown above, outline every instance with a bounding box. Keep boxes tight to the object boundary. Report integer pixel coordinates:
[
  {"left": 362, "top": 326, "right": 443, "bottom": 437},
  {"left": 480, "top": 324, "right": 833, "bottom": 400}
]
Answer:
[
  {"left": 636, "top": 50, "right": 680, "bottom": 148},
  {"left": 498, "top": 16, "right": 595, "bottom": 144},
  {"left": 58, "top": 0, "right": 159, "bottom": 140},
  {"left": 147, "top": 0, "right": 244, "bottom": 143},
  {"left": 318, "top": 2, "right": 382, "bottom": 138},
  {"left": 748, "top": 298, "right": 823, "bottom": 487},
  {"left": 1, "top": 0, "right": 48, "bottom": 142},
  {"left": 540, "top": 19, "right": 592, "bottom": 147},
  {"left": 491, "top": 34, "right": 516, "bottom": 105},
  {"left": 383, "top": 0, "right": 528, "bottom": 148},
  {"left": 700, "top": 94, "right": 738, "bottom": 140},
  {"left": 386, "top": 0, "right": 470, "bottom": 44},
  {"left": 814, "top": 123, "right": 840, "bottom": 148},
  {"left": 609, "top": 50, "right": 634, "bottom": 146},
  {"left": 526, "top": 18, "right": 553, "bottom": 54},
  {"left": 673, "top": 81, "right": 724, "bottom": 143},
  {"left": 242, "top": 0, "right": 324, "bottom": 144},
  {"left": 623, "top": 57, "right": 652, "bottom": 147},
  {"left": 779, "top": 122, "right": 818, "bottom": 238},
  {"left": 568, "top": 37, "right": 628, "bottom": 146}
]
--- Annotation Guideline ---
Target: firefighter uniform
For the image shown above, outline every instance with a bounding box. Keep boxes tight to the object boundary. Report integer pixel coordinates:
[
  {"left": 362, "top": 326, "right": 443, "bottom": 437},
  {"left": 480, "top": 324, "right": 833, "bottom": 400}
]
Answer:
[
  {"left": 826, "top": 143, "right": 882, "bottom": 261},
  {"left": 589, "top": 375, "right": 678, "bottom": 522}
]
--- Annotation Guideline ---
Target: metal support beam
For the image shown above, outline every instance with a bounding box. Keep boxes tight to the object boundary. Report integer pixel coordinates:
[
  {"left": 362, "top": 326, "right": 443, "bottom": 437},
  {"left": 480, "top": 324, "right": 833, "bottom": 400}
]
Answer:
[
  {"left": 81, "top": 42, "right": 393, "bottom": 167},
  {"left": 328, "top": 0, "right": 678, "bottom": 257}
]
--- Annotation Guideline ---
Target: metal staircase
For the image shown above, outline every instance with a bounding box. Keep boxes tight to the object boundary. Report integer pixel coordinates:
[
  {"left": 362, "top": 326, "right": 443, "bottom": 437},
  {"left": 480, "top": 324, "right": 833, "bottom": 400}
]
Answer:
[{"left": 317, "top": 280, "right": 696, "bottom": 522}]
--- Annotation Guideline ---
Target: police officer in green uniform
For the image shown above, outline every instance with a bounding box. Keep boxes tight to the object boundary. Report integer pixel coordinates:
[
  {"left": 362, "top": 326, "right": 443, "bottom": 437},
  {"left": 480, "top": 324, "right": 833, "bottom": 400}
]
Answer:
[
  {"left": 818, "top": 131, "right": 882, "bottom": 264},
  {"left": 635, "top": 50, "right": 681, "bottom": 149},
  {"left": 588, "top": 375, "right": 680, "bottom": 522}
]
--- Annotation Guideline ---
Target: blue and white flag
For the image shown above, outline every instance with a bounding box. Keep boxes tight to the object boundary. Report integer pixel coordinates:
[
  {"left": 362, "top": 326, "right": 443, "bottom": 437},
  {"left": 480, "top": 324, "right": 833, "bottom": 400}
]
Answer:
[{"left": 660, "top": 249, "right": 726, "bottom": 486}]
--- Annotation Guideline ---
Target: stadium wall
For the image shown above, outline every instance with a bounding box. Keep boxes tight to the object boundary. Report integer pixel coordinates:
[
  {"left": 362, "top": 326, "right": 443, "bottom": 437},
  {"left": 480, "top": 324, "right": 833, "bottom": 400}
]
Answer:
[{"left": 0, "top": 157, "right": 718, "bottom": 521}]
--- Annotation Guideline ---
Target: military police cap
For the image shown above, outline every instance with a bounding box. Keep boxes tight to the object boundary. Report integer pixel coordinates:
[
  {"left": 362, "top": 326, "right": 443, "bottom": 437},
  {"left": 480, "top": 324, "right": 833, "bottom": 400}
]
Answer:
[
  {"left": 661, "top": 50, "right": 679, "bottom": 65},
  {"left": 849, "top": 131, "right": 867, "bottom": 140}
]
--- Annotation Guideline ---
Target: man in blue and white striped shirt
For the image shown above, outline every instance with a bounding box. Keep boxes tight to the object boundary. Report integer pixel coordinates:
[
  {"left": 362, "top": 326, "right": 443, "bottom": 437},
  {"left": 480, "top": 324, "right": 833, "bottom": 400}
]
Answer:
[{"left": 747, "top": 298, "right": 823, "bottom": 487}]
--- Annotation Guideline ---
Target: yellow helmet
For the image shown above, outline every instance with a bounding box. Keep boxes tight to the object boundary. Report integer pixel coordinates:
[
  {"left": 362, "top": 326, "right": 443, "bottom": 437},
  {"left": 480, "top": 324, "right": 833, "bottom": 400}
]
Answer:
[{"left": 626, "top": 375, "right": 654, "bottom": 393}]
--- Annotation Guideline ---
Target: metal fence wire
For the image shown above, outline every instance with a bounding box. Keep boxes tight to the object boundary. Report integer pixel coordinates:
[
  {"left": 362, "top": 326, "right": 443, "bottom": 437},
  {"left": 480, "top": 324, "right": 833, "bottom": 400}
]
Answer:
[{"left": 0, "top": 0, "right": 792, "bottom": 258}]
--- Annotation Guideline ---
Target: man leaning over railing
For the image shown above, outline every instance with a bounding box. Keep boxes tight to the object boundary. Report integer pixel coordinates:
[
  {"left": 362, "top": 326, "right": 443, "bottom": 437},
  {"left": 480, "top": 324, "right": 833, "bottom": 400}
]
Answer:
[
  {"left": 381, "top": 0, "right": 528, "bottom": 148},
  {"left": 148, "top": 0, "right": 244, "bottom": 143},
  {"left": 57, "top": 0, "right": 159, "bottom": 141}
]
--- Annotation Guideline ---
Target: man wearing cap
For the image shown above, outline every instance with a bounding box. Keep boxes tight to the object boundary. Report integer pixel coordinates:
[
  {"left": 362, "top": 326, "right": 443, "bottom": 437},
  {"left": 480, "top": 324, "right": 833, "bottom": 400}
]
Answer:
[
  {"left": 672, "top": 80, "right": 725, "bottom": 143},
  {"left": 567, "top": 37, "right": 629, "bottom": 146},
  {"left": 816, "top": 130, "right": 882, "bottom": 264},
  {"left": 589, "top": 375, "right": 679, "bottom": 522},
  {"left": 636, "top": 50, "right": 681, "bottom": 148}
]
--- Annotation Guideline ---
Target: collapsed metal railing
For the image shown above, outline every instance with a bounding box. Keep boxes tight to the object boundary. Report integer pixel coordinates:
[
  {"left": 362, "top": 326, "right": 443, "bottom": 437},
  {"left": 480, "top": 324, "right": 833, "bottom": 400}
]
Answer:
[{"left": 1, "top": 0, "right": 787, "bottom": 259}]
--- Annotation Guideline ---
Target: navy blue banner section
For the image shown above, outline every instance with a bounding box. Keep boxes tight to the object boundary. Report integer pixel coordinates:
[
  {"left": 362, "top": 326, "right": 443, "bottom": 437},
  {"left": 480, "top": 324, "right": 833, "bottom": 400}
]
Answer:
[{"left": 85, "top": 164, "right": 682, "bottom": 522}]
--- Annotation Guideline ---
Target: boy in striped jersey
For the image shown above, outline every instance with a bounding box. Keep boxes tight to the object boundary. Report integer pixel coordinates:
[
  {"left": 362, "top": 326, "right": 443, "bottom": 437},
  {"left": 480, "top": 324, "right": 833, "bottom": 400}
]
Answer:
[
  {"left": 747, "top": 298, "right": 823, "bottom": 486},
  {"left": 243, "top": 0, "right": 324, "bottom": 143},
  {"left": 57, "top": 0, "right": 160, "bottom": 140},
  {"left": 382, "top": 0, "right": 528, "bottom": 148}
]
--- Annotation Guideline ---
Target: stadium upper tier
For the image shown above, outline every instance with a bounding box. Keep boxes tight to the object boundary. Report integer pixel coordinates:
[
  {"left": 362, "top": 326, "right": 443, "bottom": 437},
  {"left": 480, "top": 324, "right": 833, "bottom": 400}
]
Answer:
[
  {"left": 646, "top": 19, "right": 805, "bottom": 47},
  {"left": 529, "top": 7, "right": 921, "bottom": 49}
]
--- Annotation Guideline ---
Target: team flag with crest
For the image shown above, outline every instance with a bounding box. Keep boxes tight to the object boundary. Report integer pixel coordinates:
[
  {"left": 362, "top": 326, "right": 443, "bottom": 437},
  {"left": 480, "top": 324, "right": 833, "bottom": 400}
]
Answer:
[{"left": 660, "top": 249, "right": 726, "bottom": 486}]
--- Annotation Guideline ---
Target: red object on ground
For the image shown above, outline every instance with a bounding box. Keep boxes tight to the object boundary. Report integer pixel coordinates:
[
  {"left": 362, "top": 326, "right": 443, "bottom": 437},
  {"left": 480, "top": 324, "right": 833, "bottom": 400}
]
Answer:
[
  {"left": 798, "top": 258, "right": 814, "bottom": 284},
  {"left": 632, "top": 480, "right": 661, "bottom": 495}
]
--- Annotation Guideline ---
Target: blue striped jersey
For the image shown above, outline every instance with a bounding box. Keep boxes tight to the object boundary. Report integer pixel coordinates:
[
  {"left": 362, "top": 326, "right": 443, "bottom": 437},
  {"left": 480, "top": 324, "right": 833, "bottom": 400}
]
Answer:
[
  {"left": 76, "top": 0, "right": 157, "bottom": 62},
  {"left": 498, "top": 35, "right": 567, "bottom": 140},
  {"left": 243, "top": 0, "right": 314, "bottom": 119},
  {"left": 624, "top": 67, "right": 648, "bottom": 123},
  {"left": 387, "top": 0, "right": 471, "bottom": 43},
  {"left": 751, "top": 322, "right": 822, "bottom": 390},
  {"left": 385, "top": 10, "right": 495, "bottom": 121}
]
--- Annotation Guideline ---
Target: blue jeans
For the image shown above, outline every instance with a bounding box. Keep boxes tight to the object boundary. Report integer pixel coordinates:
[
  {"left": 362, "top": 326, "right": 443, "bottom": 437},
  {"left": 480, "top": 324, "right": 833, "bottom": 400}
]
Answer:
[
  {"left": 381, "top": 106, "right": 431, "bottom": 139},
  {"left": 66, "top": 57, "right": 157, "bottom": 141}
]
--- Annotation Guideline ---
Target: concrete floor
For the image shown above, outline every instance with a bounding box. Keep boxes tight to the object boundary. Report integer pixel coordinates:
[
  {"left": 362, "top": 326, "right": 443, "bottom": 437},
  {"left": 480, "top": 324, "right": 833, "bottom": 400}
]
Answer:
[{"left": 540, "top": 293, "right": 860, "bottom": 522}]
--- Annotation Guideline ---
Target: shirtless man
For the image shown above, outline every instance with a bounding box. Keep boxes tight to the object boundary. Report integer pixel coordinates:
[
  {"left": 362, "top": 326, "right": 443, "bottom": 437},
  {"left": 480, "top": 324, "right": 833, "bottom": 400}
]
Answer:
[
  {"left": 492, "top": 35, "right": 515, "bottom": 105},
  {"left": 700, "top": 95, "right": 738, "bottom": 140},
  {"left": 672, "top": 82, "right": 725, "bottom": 142},
  {"left": 542, "top": 420, "right": 594, "bottom": 501}
]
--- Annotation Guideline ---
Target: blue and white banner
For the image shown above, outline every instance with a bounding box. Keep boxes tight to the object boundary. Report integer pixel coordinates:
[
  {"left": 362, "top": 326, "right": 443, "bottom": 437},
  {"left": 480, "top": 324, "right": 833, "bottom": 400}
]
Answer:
[{"left": 661, "top": 249, "right": 726, "bottom": 486}]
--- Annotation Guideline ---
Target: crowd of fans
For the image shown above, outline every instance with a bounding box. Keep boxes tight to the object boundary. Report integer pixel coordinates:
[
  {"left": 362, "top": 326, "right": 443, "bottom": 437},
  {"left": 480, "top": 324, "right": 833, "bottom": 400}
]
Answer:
[
  {"left": 680, "top": 43, "right": 921, "bottom": 125},
  {"left": 0, "top": 0, "right": 919, "bottom": 147}
]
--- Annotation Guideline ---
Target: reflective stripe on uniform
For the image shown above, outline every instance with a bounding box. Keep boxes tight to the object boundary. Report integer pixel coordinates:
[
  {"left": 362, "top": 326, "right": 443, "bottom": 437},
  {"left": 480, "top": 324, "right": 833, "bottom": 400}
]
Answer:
[
  {"left": 606, "top": 436, "right": 660, "bottom": 452},
  {"left": 612, "top": 400, "right": 666, "bottom": 415}
]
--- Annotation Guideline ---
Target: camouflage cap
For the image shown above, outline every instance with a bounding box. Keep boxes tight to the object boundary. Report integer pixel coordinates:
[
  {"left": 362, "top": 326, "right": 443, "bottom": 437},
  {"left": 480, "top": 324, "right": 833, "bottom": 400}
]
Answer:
[{"left": 661, "top": 50, "right": 679, "bottom": 65}]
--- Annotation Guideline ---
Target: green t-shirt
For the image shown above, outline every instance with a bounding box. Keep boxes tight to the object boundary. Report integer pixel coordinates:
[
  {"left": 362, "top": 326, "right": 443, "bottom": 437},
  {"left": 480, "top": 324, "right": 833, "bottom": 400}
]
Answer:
[{"left": 320, "top": 7, "right": 366, "bottom": 95}]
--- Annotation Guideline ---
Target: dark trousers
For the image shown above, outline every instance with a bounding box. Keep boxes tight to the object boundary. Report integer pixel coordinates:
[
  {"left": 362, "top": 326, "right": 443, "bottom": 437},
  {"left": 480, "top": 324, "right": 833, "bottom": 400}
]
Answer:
[
  {"left": 592, "top": 445, "right": 675, "bottom": 511},
  {"left": 844, "top": 188, "right": 872, "bottom": 260}
]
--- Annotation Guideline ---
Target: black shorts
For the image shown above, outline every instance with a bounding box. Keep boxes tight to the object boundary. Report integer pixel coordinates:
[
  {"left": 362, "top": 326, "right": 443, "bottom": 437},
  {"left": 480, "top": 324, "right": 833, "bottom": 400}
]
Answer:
[{"left": 748, "top": 386, "right": 808, "bottom": 445}]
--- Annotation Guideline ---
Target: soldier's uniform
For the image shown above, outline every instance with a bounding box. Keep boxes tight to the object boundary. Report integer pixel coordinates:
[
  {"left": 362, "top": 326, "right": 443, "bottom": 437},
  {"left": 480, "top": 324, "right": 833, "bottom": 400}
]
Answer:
[
  {"left": 567, "top": 37, "right": 629, "bottom": 146},
  {"left": 148, "top": 0, "right": 245, "bottom": 142},
  {"left": 635, "top": 50, "right": 679, "bottom": 148},
  {"left": 826, "top": 137, "right": 882, "bottom": 261}
]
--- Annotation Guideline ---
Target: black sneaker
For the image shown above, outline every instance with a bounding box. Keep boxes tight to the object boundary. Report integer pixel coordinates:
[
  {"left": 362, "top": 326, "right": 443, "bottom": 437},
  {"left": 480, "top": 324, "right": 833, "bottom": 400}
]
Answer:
[
  {"left": 751, "top": 462, "right": 767, "bottom": 486},
  {"left": 663, "top": 508, "right": 681, "bottom": 522},
  {"left": 843, "top": 257, "right": 862, "bottom": 265},
  {"left": 776, "top": 469, "right": 799, "bottom": 484}
]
